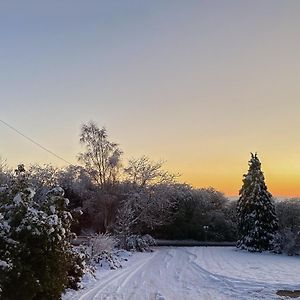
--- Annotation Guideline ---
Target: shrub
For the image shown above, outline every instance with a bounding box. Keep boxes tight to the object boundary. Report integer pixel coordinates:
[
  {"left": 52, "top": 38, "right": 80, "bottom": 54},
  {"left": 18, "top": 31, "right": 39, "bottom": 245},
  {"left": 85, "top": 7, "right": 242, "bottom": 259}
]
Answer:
[
  {"left": 75, "top": 234, "right": 122, "bottom": 270},
  {"left": 0, "top": 166, "right": 84, "bottom": 300},
  {"left": 89, "top": 234, "right": 121, "bottom": 269},
  {"left": 119, "top": 234, "right": 156, "bottom": 252},
  {"left": 274, "top": 229, "right": 300, "bottom": 256},
  {"left": 90, "top": 233, "right": 117, "bottom": 255}
]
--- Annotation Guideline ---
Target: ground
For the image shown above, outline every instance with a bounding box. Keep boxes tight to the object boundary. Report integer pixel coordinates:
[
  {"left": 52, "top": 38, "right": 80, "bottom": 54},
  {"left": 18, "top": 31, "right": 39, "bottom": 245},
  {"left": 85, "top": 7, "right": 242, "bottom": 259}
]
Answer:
[{"left": 63, "top": 247, "right": 300, "bottom": 300}]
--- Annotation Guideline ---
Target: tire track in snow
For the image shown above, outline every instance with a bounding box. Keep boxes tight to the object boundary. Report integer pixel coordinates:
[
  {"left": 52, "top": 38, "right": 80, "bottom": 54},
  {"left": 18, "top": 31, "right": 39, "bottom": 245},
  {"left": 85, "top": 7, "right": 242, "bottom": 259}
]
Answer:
[
  {"left": 183, "top": 247, "right": 299, "bottom": 300},
  {"left": 68, "top": 247, "right": 300, "bottom": 300},
  {"left": 77, "top": 252, "right": 157, "bottom": 300},
  {"left": 113, "top": 251, "right": 159, "bottom": 293}
]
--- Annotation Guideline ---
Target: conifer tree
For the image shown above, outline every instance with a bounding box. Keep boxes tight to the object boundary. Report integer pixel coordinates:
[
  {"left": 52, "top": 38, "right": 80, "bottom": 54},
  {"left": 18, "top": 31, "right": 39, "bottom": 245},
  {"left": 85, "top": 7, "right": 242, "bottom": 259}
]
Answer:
[{"left": 237, "top": 153, "right": 278, "bottom": 252}]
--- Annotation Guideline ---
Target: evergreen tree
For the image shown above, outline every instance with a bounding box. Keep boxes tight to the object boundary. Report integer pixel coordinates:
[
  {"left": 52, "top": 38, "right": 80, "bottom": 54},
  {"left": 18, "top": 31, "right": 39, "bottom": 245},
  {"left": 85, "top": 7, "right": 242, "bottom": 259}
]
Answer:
[
  {"left": 0, "top": 166, "right": 84, "bottom": 300},
  {"left": 237, "top": 153, "right": 278, "bottom": 252}
]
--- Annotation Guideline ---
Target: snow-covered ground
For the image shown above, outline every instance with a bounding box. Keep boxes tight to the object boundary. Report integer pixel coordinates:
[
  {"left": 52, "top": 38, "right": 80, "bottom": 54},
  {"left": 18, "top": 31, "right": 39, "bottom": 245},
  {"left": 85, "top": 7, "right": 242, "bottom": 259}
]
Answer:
[{"left": 63, "top": 247, "right": 300, "bottom": 300}]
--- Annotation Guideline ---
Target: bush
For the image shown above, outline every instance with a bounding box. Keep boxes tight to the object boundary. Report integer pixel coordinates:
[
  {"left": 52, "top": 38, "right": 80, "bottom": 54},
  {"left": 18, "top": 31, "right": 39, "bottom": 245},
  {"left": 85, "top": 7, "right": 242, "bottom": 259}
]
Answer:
[
  {"left": 274, "top": 229, "right": 300, "bottom": 256},
  {"left": 119, "top": 234, "right": 156, "bottom": 252},
  {"left": 0, "top": 167, "right": 84, "bottom": 300},
  {"left": 90, "top": 233, "right": 117, "bottom": 255},
  {"left": 154, "top": 188, "right": 237, "bottom": 242},
  {"left": 76, "top": 234, "right": 122, "bottom": 270},
  {"left": 89, "top": 234, "right": 121, "bottom": 269}
]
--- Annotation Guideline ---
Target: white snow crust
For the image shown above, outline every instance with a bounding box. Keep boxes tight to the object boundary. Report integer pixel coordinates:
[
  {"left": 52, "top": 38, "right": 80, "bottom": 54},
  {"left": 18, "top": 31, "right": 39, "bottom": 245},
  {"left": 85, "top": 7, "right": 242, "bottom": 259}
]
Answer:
[{"left": 63, "top": 247, "right": 300, "bottom": 300}]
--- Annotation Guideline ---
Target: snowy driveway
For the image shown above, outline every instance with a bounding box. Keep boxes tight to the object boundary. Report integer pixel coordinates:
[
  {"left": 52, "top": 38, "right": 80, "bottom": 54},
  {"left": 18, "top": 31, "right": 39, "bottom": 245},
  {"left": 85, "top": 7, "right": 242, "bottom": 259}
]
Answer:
[{"left": 65, "top": 247, "right": 300, "bottom": 300}]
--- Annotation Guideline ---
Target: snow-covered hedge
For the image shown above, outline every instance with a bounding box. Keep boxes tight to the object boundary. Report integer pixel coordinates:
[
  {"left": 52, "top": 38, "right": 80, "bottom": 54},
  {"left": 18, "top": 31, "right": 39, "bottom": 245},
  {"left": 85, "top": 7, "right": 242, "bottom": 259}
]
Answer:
[
  {"left": 73, "top": 233, "right": 137, "bottom": 272},
  {"left": 118, "top": 234, "right": 156, "bottom": 252},
  {"left": 0, "top": 166, "right": 84, "bottom": 299},
  {"left": 90, "top": 233, "right": 117, "bottom": 254},
  {"left": 89, "top": 234, "right": 122, "bottom": 269},
  {"left": 274, "top": 230, "right": 300, "bottom": 256}
]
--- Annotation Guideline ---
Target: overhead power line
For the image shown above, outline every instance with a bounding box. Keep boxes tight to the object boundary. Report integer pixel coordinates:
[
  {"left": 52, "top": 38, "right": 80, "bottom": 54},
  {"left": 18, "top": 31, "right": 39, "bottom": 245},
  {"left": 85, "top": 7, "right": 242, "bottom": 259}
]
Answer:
[{"left": 0, "top": 118, "right": 72, "bottom": 165}]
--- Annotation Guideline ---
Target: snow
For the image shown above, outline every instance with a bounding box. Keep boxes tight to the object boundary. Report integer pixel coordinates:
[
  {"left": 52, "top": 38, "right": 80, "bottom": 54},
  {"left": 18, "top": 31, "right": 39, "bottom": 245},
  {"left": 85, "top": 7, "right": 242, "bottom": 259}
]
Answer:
[
  {"left": 50, "top": 205, "right": 56, "bottom": 214},
  {"left": 25, "top": 188, "right": 36, "bottom": 199},
  {"left": 13, "top": 194, "right": 22, "bottom": 205},
  {"left": 0, "top": 186, "right": 7, "bottom": 193},
  {"left": 62, "top": 247, "right": 300, "bottom": 300},
  {"left": 0, "top": 260, "right": 10, "bottom": 269},
  {"left": 48, "top": 186, "right": 64, "bottom": 196}
]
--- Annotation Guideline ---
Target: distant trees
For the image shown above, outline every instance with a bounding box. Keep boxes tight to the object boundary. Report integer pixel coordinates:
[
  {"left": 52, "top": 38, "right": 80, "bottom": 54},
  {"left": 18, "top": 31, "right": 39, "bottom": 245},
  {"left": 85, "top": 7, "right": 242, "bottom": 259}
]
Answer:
[
  {"left": 115, "top": 183, "right": 178, "bottom": 234},
  {"left": 114, "top": 156, "right": 179, "bottom": 236},
  {"left": 78, "top": 122, "right": 122, "bottom": 189},
  {"left": 155, "top": 187, "right": 237, "bottom": 241},
  {"left": 77, "top": 122, "right": 123, "bottom": 232},
  {"left": 276, "top": 198, "right": 300, "bottom": 232},
  {"left": 275, "top": 198, "right": 300, "bottom": 255},
  {"left": 124, "top": 156, "right": 176, "bottom": 187},
  {"left": 113, "top": 158, "right": 179, "bottom": 241},
  {"left": 77, "top": 125, "right": 181, "bottom": 234},
  {"left": 237, "top": 153, "right": 278, "bottom": 252}
]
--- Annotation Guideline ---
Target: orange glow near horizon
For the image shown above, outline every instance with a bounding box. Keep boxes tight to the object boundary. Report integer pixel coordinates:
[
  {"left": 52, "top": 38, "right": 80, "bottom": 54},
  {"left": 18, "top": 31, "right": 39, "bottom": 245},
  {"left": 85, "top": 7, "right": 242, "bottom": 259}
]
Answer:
[
  {"left": 1, "top": 2, "right": 300, "bottom": 198},
  {"left": 165, "top": 155, "right": 300, "bottom": 197}
]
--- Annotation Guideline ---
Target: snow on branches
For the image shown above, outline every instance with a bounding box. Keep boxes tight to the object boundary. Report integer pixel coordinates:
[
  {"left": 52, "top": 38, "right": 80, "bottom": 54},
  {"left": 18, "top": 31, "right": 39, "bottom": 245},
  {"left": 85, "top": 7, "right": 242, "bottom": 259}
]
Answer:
[
  {"left": 0, "top": 166, "right": 84, "bottom": 299},
  {"left": 237, "top": 153, "right": 278, "bottom": 252}
]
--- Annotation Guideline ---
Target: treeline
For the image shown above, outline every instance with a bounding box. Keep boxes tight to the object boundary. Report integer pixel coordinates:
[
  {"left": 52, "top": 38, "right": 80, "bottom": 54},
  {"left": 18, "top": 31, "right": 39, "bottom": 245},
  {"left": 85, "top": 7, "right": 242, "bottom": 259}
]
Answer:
[
  {"left": 0, "top": 161, "right": 238, "bottom": 243},
  {"left": 0, "top": 122, "right": 299, "bottom": 245}
]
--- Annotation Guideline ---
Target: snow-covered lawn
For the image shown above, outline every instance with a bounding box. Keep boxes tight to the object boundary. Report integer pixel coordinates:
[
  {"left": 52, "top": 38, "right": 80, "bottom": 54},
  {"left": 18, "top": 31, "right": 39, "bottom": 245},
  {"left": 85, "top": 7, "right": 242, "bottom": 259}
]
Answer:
[{"left": 63, "top": 247, "right": 300, "bottom": 300}]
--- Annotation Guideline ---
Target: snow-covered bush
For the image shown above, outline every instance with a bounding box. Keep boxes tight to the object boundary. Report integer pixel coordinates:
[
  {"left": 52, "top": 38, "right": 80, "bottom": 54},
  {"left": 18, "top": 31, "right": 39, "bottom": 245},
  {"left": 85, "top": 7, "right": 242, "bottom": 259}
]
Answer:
[
  {"left": 89, "top": 234, "right": 121, "bottom": 269},
  {"left": 90, "top": 233, "right": 117, "bottom": 254},
  {"left": 276, "top": 198, "right": 300, "bottom": 232},
  {"left": 274, "top": 230, "right": 300, "bottom": 256},
  {"left": 75, "top": 234, "right": 122, "bottom": 270},
  {"left": 66, "top": 248, "right": 87, "bottom": 290},
  {"left": 119, "top": 234, "right": 156, "bottom": 252},
  {"left": 0, "top": 166, "right": 84, "bottom": 299},
  {"left": 93, "top": 250, "right": 122, "bottom": 270}
]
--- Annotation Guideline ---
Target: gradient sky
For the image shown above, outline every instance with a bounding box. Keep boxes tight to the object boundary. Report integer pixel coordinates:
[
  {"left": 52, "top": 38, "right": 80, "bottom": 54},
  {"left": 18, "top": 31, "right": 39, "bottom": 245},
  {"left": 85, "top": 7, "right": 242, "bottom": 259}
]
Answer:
[{"left": 0, "top": 1, "right": 300, "bottom": 197}]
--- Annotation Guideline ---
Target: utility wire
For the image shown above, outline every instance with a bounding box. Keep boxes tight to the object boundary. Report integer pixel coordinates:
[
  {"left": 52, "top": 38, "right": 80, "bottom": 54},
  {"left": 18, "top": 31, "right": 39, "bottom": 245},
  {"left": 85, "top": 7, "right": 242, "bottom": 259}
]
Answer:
[{"left": 0, "top": 118, "right": 72, "bottom": 165}]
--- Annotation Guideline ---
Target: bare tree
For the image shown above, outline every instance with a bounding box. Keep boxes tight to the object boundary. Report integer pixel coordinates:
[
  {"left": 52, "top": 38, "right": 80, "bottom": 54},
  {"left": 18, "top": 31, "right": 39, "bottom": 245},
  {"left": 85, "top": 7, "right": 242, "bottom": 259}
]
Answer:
[
  {"left": 114, "top": 182, "right": 184, "bottom": 237},
  {"left": 124, "top": 156, "right": 177, "bottom": 187},
  {"left": 114, "top": 157, "right": 180, "bottom": 235},
  {"left": 78, "top": 122, "right": 122, "bottom": 189}
]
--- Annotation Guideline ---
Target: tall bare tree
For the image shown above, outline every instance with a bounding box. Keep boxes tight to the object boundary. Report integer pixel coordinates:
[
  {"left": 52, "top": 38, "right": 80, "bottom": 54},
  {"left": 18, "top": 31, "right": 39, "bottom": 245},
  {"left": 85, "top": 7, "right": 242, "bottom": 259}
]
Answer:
[
  {"left": 78, "top": 122, "right": 122, "bottom": 189},
  {"left": 124, "top": 156, "right": 177, "bottom": 187}
]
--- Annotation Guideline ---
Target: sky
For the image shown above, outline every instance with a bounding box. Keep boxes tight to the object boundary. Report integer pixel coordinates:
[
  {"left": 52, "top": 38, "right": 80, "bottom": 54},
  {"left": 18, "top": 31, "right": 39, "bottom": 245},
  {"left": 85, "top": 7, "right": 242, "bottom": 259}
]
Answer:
[{"left": 0, "top": 1, "right": 300, "bottom": 197}]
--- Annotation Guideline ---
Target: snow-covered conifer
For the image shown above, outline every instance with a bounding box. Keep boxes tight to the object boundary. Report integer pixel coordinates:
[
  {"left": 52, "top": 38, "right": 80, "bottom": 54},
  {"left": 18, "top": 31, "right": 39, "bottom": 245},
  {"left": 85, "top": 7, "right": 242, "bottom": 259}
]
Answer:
[{"left": 237, "top": 153, "right": 278, "bottom": 252}]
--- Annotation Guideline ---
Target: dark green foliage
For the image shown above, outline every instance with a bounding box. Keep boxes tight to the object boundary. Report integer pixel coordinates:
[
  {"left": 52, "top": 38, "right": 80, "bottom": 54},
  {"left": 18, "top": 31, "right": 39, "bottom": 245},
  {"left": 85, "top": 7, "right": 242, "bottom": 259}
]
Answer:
[
  {"left": 274, "top": 198, "right": 300, "bottom": 255},
  {"left": 273, "top": 229, "right": 300, "bottom": 256},
  {"left": 153, "top": 187, "right": 237, "bottom": 242},
  {"left": 0, "top": 166, "right": 84, "bottom": 300},
  {"left": 276, "top": 198, "right": 300, "bottom": 232},
  {"left": 237, "top": 153, "right": 278, "bottom": 252}
]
